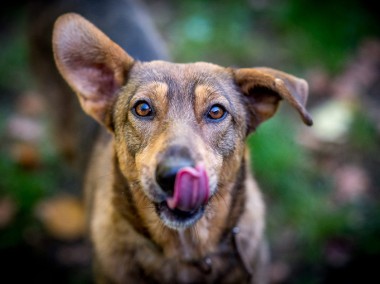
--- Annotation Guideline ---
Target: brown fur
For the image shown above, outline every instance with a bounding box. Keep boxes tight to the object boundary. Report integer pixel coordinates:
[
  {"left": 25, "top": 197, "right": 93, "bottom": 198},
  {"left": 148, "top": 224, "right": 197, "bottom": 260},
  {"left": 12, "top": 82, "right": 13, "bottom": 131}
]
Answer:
[{"left": 52, "top": 13, "right": 312, "bottom": 284}]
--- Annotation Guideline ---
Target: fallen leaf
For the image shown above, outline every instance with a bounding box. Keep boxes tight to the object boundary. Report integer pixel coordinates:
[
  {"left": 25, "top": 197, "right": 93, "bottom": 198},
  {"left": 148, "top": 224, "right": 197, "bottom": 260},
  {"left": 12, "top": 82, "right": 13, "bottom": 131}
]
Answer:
[{"left": 36, "top": 195, "right": 85, "bottom": 240}]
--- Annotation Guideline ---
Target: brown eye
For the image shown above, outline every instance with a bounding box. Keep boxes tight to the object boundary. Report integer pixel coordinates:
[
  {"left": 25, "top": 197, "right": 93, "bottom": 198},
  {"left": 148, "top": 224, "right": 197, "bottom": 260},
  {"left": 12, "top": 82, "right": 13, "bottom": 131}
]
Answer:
[
  {"left": 207, "top": 105, "right": 226, "bottom": 121},
  {"left": 133, "top": 101, "right": 153, "bottom": 117}
]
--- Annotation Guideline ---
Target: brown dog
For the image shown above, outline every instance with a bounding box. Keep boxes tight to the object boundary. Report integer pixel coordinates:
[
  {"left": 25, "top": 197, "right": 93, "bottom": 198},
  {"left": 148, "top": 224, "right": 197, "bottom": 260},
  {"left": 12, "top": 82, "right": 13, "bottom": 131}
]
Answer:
[{"left": 52, "top": 13, "right": 312, "bottom": 284}]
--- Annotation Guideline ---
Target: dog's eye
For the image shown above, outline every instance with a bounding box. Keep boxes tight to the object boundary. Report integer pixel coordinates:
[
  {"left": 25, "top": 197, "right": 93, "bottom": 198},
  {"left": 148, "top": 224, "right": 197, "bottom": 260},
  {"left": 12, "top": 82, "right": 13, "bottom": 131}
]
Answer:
[
  {"left": 207, "top": 105, "right": 226, "bottom": 121},
  {"left": 133, "top": 101, "right": 153, "bottom": 117}
]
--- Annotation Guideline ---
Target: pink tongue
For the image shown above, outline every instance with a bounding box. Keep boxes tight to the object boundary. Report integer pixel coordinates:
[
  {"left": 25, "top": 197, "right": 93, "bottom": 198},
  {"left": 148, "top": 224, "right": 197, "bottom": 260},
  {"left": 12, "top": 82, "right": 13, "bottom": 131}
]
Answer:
[{"left": 166, "top": 164, "right": 209, "bottom": 212}]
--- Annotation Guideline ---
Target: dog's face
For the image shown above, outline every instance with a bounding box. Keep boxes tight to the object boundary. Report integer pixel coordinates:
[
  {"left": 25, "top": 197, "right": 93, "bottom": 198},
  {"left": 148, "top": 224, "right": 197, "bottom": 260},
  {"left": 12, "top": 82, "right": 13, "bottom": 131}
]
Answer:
[
  {"left": 53, "top": 13, "right": 312, "bottom": 230},
  {"left": 112, "top": 61, "right": 249, "bottom": 229}
]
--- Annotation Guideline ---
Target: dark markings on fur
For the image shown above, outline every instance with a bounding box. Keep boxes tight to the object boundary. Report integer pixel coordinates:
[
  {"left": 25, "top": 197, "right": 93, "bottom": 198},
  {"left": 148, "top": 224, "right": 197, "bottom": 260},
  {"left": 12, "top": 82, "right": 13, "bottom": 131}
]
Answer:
[
  {"left": 112, "top": 153, "right": 152, "bottom": 240},
  {"left": 223, "top": 157, "right": 246, "bottom": 234},
  {"left": 215, "top": 156, "right": 252, "bottom": 282}
]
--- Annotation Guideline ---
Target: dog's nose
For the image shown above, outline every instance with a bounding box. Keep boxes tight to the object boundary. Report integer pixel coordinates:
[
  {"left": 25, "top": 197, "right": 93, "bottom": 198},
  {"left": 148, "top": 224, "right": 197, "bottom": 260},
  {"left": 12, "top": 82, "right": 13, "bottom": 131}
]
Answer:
[{"left": 156, "top": 157, "right": 195, "bottom": 196}]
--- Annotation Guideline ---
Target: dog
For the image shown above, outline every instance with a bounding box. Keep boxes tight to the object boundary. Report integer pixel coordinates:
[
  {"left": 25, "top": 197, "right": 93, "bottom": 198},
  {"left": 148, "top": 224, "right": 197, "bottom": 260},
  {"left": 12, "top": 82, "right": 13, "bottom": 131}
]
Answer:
[{"left": 52, "top": 13, "right": 313, "bottom": 284}]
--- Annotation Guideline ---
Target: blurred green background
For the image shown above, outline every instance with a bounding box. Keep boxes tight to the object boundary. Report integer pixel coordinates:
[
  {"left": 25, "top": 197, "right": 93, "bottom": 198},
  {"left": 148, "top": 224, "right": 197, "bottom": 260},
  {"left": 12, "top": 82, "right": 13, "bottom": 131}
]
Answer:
[{"left": 1, "top": 0, "right": 379, "bottom": 283}]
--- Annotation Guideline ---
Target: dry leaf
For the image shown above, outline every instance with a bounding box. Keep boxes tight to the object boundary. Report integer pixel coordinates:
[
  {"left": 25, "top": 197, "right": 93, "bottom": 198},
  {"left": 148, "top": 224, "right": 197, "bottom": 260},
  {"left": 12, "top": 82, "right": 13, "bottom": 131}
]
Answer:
[{"left": 36, "top": 195, "right": 85, "bottom": 240}]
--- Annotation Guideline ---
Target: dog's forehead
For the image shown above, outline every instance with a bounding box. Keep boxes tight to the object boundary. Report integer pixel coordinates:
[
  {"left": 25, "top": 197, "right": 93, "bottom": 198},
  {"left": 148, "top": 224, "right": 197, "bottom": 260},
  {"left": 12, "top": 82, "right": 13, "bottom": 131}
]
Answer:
[{"left": 130, "top": 61, "right": 233, "bottom": 93}]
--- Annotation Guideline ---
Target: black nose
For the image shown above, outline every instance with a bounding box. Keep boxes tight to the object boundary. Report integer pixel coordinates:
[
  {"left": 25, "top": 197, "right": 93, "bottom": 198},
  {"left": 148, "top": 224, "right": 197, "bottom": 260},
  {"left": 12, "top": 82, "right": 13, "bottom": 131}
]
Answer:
[{"left": 156, "top": 157, "right": 194, "bottom": 196}]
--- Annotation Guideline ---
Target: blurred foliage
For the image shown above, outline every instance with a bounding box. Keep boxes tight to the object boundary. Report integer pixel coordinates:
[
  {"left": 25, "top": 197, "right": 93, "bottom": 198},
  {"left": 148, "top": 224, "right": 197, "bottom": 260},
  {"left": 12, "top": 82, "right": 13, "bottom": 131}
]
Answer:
[
  {"left": 248, "top": 115, "right": 335, "bottom": 255},
  {"left": 0, "top": 11, "right": 31, "bottom": 92},
  {"left": 0, "top": 137, "right": 60, "bottom": 248},
  {"left": 165, "top": 0, "right": 255, "bottom": 65},
  {"left": 0, "top": 156, "right": 47, "bottom": 247},
  {"left": 349, "top": 109, "right": 378, "bottom": 152},
  {"left": 162, "top": 0, "right": 379, "bottom": 72},
  {"left": 270, "top": 0, "right": 379, "bottom": 72},
  {"left": 248, "top": 112, "right": 380, "bottom": 255}
]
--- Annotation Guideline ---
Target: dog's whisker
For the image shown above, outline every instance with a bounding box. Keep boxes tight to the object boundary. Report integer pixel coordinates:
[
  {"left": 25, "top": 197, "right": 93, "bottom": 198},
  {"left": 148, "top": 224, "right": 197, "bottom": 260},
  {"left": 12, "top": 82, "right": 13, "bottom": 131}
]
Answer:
[
  {"left": 191, "top": 225, "right": 201, "bottom": 244},
  {"left": 213, "top": 190, "right": 228, "bottom": 210}
]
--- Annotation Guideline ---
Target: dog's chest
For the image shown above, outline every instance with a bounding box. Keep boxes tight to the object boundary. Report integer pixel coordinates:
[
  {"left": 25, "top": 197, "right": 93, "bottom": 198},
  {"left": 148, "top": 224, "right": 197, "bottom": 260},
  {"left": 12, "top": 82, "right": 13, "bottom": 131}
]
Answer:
[{"left": 140, "top": 233, "right": 252, "bottom": 284}]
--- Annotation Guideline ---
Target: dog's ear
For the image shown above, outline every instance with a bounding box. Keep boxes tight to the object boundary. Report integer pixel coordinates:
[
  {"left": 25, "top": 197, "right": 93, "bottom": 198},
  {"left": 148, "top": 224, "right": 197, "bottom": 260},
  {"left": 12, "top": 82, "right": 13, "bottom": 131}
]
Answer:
[
  {"left": 233, "top": 67, "right": 313, "bottom": 132},
  {"left": 52, "top": 13, "right": 134, "bottom": 129}
]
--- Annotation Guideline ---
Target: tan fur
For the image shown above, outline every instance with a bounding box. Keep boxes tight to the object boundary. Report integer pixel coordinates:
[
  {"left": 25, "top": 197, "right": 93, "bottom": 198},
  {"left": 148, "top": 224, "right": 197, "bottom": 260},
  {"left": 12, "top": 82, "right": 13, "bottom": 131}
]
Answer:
[{"left": 52, "top": 13, "right": 312, "bottom": 284}]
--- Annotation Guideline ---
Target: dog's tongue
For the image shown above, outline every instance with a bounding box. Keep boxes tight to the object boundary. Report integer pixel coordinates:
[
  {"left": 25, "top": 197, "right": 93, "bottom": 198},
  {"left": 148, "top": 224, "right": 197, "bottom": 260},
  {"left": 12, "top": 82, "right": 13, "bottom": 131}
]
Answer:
[{"left": 166, "top": 164, "right": 209, "bottom": 212}]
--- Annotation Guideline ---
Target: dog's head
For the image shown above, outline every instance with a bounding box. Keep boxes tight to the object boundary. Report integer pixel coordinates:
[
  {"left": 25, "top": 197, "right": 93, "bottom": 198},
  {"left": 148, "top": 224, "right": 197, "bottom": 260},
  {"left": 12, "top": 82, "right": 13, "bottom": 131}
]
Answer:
[{"left": 53, "top": 13, "right": 312, "bottom": 230}]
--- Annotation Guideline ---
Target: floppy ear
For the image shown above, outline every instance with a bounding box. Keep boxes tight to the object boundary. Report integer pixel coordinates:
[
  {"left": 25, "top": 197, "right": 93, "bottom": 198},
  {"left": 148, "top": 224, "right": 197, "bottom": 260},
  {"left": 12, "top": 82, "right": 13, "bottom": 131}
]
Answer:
[
  {"left": 52, "top": 13, "right": 134, "bottom": 129},
  {"left": 233, "top": 67, "right": 313, "bottom": 132}
]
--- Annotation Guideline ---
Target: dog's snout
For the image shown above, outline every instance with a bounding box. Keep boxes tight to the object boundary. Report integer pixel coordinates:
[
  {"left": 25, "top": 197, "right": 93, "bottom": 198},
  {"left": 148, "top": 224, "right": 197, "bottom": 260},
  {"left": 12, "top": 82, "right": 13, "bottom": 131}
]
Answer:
[
  {"left": 156, "top": 166, "right": 178, "bottom": 196},
  {"left": 156, "top": 157, "right": 194, "bottom": 196}
]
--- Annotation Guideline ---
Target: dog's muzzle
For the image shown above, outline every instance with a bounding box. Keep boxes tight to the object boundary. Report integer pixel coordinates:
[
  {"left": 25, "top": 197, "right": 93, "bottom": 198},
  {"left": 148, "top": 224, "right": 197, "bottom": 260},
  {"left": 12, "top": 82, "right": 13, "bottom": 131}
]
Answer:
[
  {"left": 156, "top": 159, "right": 209, "bottom": 212},
  {"left": 155, "top": 157, "right": 210, "bottom": 229},
  {"left": 167, "top": 164, "right": 209, "bottom": 211}
]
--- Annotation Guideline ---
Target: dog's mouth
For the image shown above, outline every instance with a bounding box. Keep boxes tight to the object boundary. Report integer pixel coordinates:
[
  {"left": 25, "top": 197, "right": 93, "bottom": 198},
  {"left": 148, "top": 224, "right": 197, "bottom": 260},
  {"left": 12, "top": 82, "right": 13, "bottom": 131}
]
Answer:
[
  {"left": 155, "top": 201, "right": 205, "bottom": 230},
  {"left": 155, "top": 164, "right": 210, "bottom": 230}
]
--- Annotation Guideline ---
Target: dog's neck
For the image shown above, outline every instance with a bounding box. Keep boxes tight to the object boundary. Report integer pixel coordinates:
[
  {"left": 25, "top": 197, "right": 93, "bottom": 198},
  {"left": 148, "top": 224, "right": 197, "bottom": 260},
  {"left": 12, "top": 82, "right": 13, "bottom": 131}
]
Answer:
[{"left": 112, "top": 152, "right": 247, "bottom": 264}]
